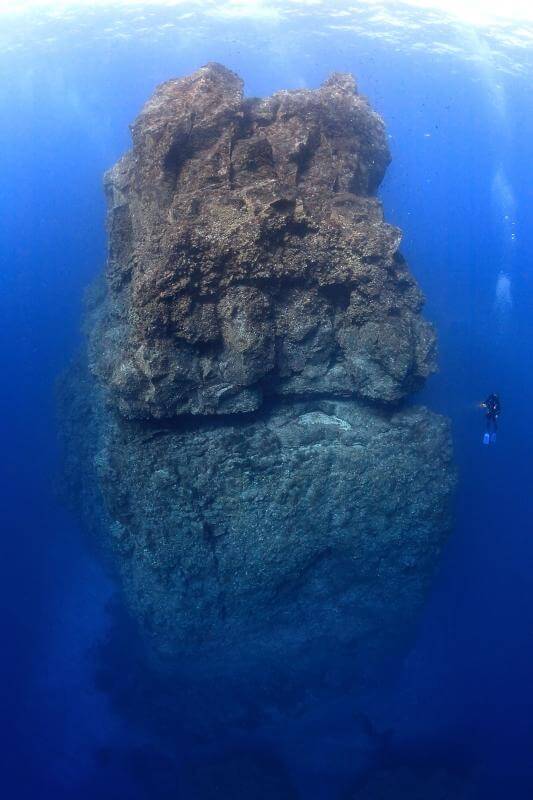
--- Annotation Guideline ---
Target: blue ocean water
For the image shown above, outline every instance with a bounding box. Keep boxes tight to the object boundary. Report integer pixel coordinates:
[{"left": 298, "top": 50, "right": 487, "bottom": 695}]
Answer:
[{"left": 1, "top": 2, "right": 533, "bottom": 797}]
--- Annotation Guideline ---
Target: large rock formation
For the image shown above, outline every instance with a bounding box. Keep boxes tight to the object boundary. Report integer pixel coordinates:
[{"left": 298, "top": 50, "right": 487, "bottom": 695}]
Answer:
[
  {"left": 60, "top": 64, "right": 455, "bottom": 728},
  {"left": 97, "top": 63, "right": 435, "bottom": 418}
]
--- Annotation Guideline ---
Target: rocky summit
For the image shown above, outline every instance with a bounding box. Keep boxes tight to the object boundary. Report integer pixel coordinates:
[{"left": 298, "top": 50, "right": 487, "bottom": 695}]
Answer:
[
  {"left": 97, "top": 62, "right": 435, "bottom": 418},
  {"left": 60, "top": 63, "right": 455, "bottom": 728}
]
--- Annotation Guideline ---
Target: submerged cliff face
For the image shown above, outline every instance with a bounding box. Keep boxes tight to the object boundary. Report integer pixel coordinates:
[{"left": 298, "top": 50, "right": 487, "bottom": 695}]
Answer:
[
  {"left": 60, "top": 64, "right": 454, "bottom": 726},
  {"left": 97, "top": 62, "right": 435, "bottom": 418}
]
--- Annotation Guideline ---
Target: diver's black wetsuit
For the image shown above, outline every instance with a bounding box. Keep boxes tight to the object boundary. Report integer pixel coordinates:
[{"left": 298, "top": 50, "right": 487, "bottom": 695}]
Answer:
[{"left": 484, "top": 393, "right": 501, "bottom": 434}]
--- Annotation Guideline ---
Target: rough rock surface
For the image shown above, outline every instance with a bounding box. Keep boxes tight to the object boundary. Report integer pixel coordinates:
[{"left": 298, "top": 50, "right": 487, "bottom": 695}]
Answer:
[
  {"left": 60, "top": 64, "right": 455, "bottom": 726},
  {"left": 347, "top": 763, "right": 475, "bottom": 799},
  {"left": 98, "top": 62, "right": 435, "bottom": 419}
]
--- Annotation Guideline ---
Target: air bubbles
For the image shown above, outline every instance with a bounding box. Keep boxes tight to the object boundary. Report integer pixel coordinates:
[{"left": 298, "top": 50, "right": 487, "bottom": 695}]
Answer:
[{"left": 494, "top": 270, "right": 513, "bottom": 316}]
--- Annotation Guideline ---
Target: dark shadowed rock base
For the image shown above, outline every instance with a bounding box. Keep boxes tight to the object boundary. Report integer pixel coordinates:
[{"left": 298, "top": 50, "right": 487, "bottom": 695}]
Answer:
[
  {"left": 61, "top": 360, "right": 453, "bottom": 730},
  {"left": 59, "top": 63, "right": 455, "bottom": 753}
]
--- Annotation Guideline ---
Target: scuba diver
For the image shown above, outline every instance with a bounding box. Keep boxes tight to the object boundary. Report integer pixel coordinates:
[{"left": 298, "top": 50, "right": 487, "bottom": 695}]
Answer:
[{"left": 481, "top": 393, "right": 501, "bottom": 445}]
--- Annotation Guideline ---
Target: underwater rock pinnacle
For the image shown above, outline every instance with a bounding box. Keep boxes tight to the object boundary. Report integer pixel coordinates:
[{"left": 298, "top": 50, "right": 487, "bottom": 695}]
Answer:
[
  {"left": 60, "top": 63, "right": 455, "bottom": 728},
  {"left": 98, "top": 62, "right": 435, "bottom": 418}
]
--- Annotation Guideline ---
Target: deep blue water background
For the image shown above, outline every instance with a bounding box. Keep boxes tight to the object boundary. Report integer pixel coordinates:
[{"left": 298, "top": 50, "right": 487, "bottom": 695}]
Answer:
[{"left": 1, "top": 6, "right": 533, "bottom": 798}]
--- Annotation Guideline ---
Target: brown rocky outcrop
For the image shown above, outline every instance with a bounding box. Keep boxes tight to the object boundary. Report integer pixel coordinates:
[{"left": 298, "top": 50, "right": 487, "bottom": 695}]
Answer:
[{"left": 96, "top": 63, "right": 435, "bottom": 419}]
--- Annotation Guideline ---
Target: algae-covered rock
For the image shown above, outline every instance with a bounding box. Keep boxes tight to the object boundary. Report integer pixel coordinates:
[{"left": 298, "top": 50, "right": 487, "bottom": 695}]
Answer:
[
  {"left": 59, "top": 64, "right": 455, "bottom": 726},
  {"left": 97, "top": 62, "right": 435, "bottom": 419}
]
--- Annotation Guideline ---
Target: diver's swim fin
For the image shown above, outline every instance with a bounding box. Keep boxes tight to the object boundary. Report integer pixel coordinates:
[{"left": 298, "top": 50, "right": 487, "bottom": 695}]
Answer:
[
  {"left": 483, "top": 433, "right": 490, "bottom": 445},
  {"left": 490, "top": 432, "right": 497, "bottom": 444}
]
